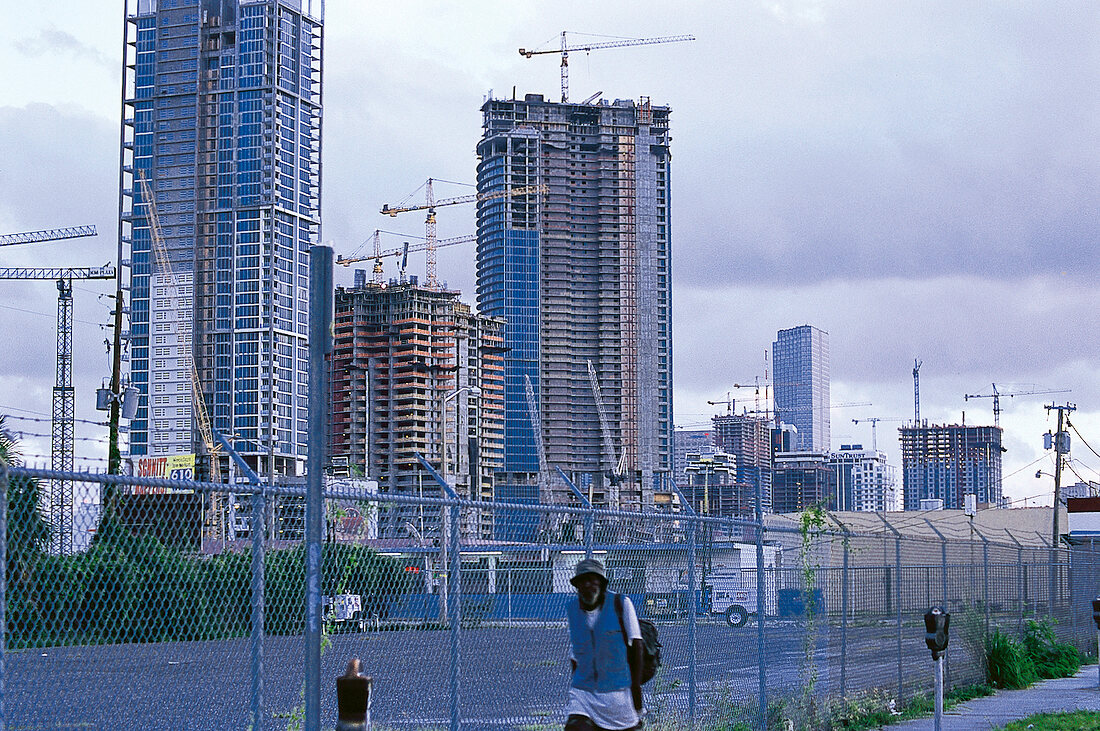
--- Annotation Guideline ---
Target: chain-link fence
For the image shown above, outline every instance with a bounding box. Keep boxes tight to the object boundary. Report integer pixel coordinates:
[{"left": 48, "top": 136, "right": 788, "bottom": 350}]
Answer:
[{"left": 1, "top": 462, "right": 1098, "bottom": 730}]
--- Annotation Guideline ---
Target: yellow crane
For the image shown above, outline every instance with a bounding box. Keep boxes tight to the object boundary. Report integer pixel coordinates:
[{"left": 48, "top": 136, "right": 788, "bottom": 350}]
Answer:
[
  {"left": 136, "top": 171, "right": 221, "bottom": 482},
  {"left": 336, "top": 230, "right": 476, "bottom": 284},
  {"left": 380, "top": 181, "right": 546, "bottom": 289},
  {"left": 519, "top": 31, "right": 695, "bottom": 103}
]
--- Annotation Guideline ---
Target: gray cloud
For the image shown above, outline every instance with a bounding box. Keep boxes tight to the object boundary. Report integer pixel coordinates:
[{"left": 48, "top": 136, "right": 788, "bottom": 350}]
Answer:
[{"left": 14, "top": 28, "right": 111, "bottom": 68}]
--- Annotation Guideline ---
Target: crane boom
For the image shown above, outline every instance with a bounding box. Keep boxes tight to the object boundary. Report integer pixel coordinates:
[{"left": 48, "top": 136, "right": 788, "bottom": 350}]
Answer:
[
  {"left": 336, "top": 234, "right": 476, "bottom": 269},
  {"left": 524, "top": 374, "right": 551, "bottom": 506},
  {"left": 963, "top": 384, "right": 1071, "bottom": 427},
  {"left": 380, "top": 182, "right": 545, "bottom": 288},
  {"left": 588, "top": 360, "right": 623, "bottom": 482},
  {"left": 0, "top": 225, "right": 97, "bottom": 247},
  {"left": 519, "top": 31, "right": 695, "bottom": 102},
  {"left": 0, "top": 266, "right": 114, "bottom": 280}
]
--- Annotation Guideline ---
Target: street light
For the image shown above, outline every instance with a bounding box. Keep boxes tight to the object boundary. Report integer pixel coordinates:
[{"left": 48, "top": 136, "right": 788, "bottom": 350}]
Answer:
[{"left": 442, "top": 386, "right": 482, "bottom": 483}]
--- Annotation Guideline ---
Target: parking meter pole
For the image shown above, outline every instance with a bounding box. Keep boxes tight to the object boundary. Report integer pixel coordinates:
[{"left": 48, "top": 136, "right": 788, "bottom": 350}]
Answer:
[
  {"left": 1092, "top": 596, "right": 1100, "bottom": 689},
  {"left": 924, "top": 606, "right": 950, "bottom": 731},
  {"left": 934, "top": 655, "right": 944, "bottom": 731}
]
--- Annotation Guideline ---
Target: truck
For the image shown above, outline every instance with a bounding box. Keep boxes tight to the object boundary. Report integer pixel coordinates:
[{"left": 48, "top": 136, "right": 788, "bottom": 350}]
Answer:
[
  {"left": 704, "top": 571, "right": 759, "bottom": 627},
  {"left": 322, "top": 594, "right": 366, "bottom": 632}
]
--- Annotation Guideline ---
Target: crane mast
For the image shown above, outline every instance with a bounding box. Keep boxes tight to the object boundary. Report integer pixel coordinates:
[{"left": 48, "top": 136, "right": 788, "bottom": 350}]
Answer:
[{"left": 0, "top": 236, "right": 112, "bottom": 554}]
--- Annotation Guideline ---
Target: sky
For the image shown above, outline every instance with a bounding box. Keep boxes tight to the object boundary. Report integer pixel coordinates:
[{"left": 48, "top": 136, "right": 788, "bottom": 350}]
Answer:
[{"left": 0, "top": 0, "right": 1097, "bottom": 506}]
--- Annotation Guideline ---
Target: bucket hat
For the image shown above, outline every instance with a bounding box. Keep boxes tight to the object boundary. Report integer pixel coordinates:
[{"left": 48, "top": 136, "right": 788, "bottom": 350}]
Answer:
[{"left": 570, "top": 557, "right": 608, "bottom": 587}]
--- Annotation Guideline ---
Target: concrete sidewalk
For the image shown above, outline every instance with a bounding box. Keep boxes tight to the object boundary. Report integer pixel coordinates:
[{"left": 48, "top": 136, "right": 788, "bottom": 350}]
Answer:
[{"left": 881, "top": 665, "right": 1100, "bottom": 730}]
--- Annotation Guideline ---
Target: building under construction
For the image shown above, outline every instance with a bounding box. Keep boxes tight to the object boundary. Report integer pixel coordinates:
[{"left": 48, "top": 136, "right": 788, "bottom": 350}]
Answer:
[
  {"left": 475, "top": 93, "right": 674, "bottom": 516},
  {"left": 712, "top": 413, "right": 773, "bottom": 513},
  {"left": 899, "top": 422, "right": 1003, "bottom": 510},
  {"left": 330, "top": 273, "right": 505, "bottom": 539}
]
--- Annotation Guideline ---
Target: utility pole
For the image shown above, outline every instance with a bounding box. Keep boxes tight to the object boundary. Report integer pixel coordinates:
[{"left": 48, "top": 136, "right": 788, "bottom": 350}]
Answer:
[{"left": 1045, "top": 402, "right": 1076, "bottom": 546}]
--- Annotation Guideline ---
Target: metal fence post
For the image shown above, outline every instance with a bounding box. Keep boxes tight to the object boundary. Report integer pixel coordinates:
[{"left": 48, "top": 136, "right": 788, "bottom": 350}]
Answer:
[
  {"left": 1005, "top": 531, "right": 1024, "bottom": 640},
  {"left": 755, "top": 478, "right": 766, "bottom": 731},
  {"left": 876, "top": 514, "right": 903, "bottom": 700},
  {"left": 840, "top": 524, "right": 849, "bottom": 697},
  {"left": 305, "top": 244, "right": 333, "bottom": 731},
  {"left": 449, "top": 498, "right": 462, "bottom": 731},
  {"left": 925, "top": 520, "right": 950, "bottom": 691},
  {"left": 978, "top": 530, "right": 990, "bottom": 635},
  {"left": 1, "top": 458, "right": 7, "bottom": 731},
  {"left": 251, "top": 492, "right": 266, "bottom": 731},
  {"left": 687, "top": 517, "right": 697, "bottom": 725}
]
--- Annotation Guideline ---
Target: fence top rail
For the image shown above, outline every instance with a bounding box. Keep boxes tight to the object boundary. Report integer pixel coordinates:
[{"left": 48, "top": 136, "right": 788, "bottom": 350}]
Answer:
[{"left": 3, "top": 465, "right": 1076, "bottom": 551}]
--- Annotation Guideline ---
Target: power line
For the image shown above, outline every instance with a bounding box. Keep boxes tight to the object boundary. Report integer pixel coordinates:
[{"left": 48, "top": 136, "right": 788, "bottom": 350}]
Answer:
[{"left": 3, "top": 413, "right": 109, "bottom": 428}]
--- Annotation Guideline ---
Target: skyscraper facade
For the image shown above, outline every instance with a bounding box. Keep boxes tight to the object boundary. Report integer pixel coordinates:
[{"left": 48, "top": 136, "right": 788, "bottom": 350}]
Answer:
[
  {"left": 119, "top": 0, "right": 322, "bottom": 477},
  {"left": 899, "top": 423, "right": 1003, "bottom": 510},
  {"left": 475, "top": 94, "right": 674, "bottom": 510},
  {"left": 772, "top": 325, "right": 830, "bottom": 452},
  {"left": 828, "top": 444, "right": 898, "bottom": 512}
]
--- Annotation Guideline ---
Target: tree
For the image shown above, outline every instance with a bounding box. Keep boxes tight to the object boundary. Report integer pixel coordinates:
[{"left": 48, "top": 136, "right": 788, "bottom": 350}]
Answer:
[{"left": 1, "top": 416, "right": 51, "bottom": 644}]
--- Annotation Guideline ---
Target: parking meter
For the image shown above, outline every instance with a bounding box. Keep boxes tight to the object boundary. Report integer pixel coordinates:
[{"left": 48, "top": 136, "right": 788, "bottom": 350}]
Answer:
[{"left": 924, "top": 606, "right": 950, "bottom": 660}]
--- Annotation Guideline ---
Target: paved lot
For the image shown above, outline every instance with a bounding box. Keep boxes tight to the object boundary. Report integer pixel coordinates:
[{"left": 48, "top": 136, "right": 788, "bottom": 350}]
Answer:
[{"left": 3, "top": 619, "right": 964, "bottom": 730}]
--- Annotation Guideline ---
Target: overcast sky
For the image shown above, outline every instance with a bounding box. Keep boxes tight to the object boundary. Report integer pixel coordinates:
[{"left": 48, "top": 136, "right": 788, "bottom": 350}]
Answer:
[{"left": 1, "top": 1, "right": 1096, "bottom": 505}]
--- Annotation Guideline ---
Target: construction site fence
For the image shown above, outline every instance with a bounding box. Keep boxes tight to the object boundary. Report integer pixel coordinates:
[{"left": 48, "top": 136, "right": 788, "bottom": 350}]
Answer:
[{"left": 2, "top": 464, "right": 1098, "bottom": 731}]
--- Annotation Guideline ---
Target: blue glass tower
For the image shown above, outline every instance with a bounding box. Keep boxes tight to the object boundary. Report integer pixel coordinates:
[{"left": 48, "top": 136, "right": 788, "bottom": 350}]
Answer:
[
  {"left": 772, "top": 325, "right": 830, "bottom": 453},
  {"left": 476, "top": 94, "right": 674, "bottom": 514},
  {"left": 119, "top": 0, "right": 322, "bottom": 477}
]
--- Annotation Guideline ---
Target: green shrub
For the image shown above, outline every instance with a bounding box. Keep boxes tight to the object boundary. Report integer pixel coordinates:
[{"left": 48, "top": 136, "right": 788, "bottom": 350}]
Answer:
[
  {"left": 986, "top": 629, "right": 1037, "bottom": 689},
  {"left": 1022, "top": 618, "right": 1082, "bottom": 680}
]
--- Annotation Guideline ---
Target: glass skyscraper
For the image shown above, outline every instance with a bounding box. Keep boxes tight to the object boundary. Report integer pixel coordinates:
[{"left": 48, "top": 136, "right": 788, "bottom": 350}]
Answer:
[
  {"left": 119, "top": 0, "right": 322, "bottom": 477},
  {"left": 772, "top": 325, "right": 830, "bottom": 452}
]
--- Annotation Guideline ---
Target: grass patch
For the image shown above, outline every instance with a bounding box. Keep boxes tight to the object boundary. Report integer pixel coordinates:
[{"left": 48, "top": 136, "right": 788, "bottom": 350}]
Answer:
[
  {"left": 996, "top": 710, "right": 1100, "bottom": 730},
  {"left": 987, "top": 618, "right": 1084, "bottom": 690}
]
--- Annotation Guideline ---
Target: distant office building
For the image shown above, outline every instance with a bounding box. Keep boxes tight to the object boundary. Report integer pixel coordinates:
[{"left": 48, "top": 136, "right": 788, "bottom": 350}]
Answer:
[
  {"left": 772, "top": 325, "right": 830, "bottom": 452},
  {"left": 683, "top": 451, "right": 760, "bottom": 519},
  {"left": 674, "top": 430, "right": 714, "bottom": 485},
  {"left": 330, "top": 273, "right": 505, "bottom": 539},
  {"left": 119, "top": 0, "right": 323, "bottom": 476},
  {"left": 476, "top": 93, "right": 674, "bottom": 512},
  {"left": 712, "top": 413, "right": 773, "bottom": 513},
  {"left": 772, "top": 452, "right": 831, "bottom": 513},
  {"left": 1061, "top": 482, "right": 1097, "bottom": 500},
  {"left": 829, "top": 444, "right": 898, "bottom": 512},
  {"left": 899, "top": 423, "right": 1003, "bottom": 510}
]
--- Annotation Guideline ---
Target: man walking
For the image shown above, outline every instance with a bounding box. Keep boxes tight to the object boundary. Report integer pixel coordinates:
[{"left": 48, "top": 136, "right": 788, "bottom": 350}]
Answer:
[{"left": 565, "top": 558, "right": 644, "bottom": 731}]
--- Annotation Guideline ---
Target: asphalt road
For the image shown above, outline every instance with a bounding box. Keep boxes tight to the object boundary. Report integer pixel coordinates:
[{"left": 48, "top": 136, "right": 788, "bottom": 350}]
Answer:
[{"left": 6, "top": 618, "right": 953, "bottom": 730}]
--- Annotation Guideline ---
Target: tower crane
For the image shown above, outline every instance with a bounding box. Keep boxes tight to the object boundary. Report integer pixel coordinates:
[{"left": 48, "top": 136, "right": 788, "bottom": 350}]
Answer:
[
  {"left": 381, "top": 181, "right": 546, "bottom": 289},
  {"left": 963, "top": 384, "right": 1071, "bottom": 427},
  {"left": 336, "top": 231, "right": 476, "bottom": 283},
  {"left": 0, "top": 265, "right": 114, "bottom": 554},
  {"left": 913, "top": 359, "right": 922, "bottom": 424},
  {"left": 0, "top": 224, "right": 104, "bottom": 555},
  {"left": 519, "top": 31, "right": 696, "bottom": 103},
  {"left": 851, "top": 417, "right": 904, "bottom": 452},
  {"left": 135, "top": 172, "right": 221, "bottom": 484}
]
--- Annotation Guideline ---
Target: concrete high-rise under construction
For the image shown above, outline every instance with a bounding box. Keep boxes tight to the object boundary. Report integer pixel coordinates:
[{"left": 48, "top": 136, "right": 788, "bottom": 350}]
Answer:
[
  {"left": 118, "top": 0, "right": 322, "bottom": 477},
  {"left": 899, "top": 423, "right": 1003, "bottom": 510},
  {"left": 773, "top": 325, "right": 831, "bottom": 452},
  {"left": 475, "top": 93, "right": 674, "bottom": 512},
  {"left": 330, "top": 273, "right": 505, "bottom": 539}
]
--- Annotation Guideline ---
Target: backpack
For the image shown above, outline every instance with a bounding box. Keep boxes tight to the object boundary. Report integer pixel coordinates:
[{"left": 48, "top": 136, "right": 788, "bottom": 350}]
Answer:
[{"left": 614, "top": 593, "right": 661, "bottom": 684}]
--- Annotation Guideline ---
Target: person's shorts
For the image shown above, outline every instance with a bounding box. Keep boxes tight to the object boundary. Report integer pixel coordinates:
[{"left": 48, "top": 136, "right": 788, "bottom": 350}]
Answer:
[{"left": 564, "top": 714, "right": 641, "bottom": 731}]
